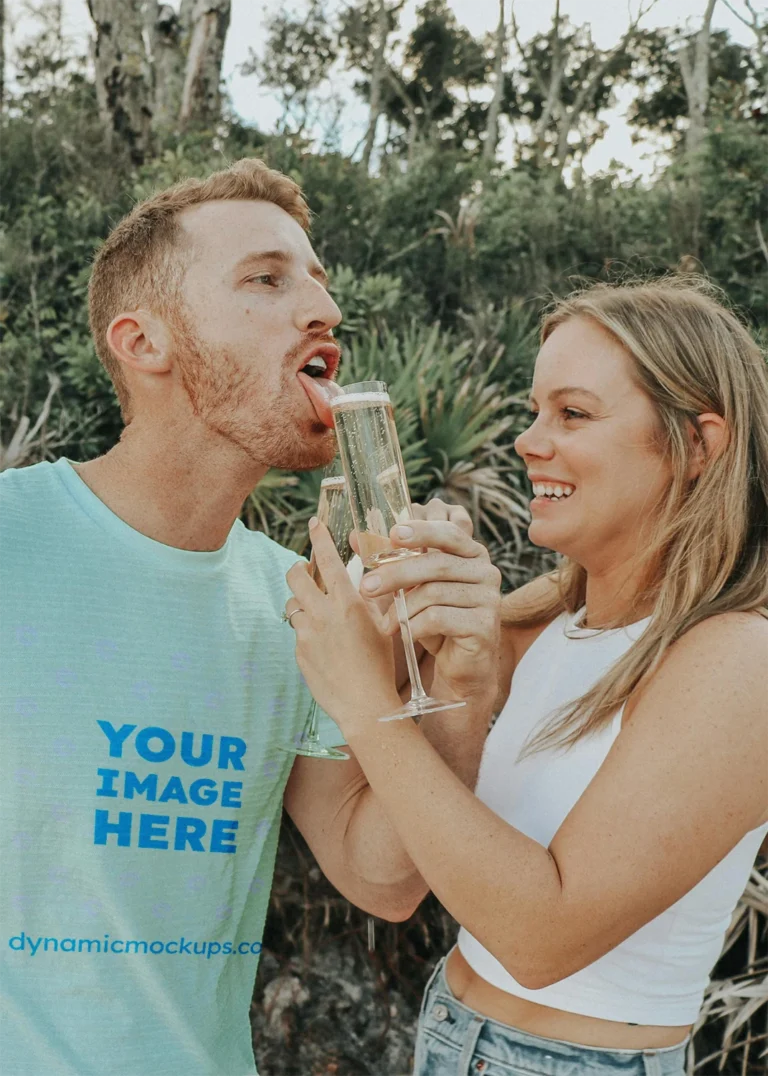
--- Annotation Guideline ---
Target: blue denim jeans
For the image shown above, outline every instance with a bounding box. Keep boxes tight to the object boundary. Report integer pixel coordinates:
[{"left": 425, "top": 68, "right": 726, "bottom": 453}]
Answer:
[{"left": 413, "top": 955, "right": 688, "bottom": 1076}]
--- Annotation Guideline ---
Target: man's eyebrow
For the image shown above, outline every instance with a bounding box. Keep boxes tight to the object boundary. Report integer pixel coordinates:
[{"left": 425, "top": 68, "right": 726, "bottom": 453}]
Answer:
[
  {"left": 233, "top": 250, "right": 329, "bottom": 287},
  {"left": 527, "top": 386, "right": 604, "bottom": 405}
]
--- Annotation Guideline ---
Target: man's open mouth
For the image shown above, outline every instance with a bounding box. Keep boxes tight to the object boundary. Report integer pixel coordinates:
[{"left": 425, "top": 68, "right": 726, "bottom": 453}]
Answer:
[
  {"left": 296, "top": 344, "right": 341, "bottom": 428},
  {"left": 297, "top": 344, "right": 340, "bottom": 382},
  {"left": 301, "top": 355, "right": 330, "bottom": 378}
]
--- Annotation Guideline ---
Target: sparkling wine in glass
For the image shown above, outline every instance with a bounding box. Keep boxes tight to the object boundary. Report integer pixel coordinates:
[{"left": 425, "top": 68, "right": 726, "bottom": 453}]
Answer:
[
  {"left": 284, "top": 475, "right": 353, "bottom": 761},
  {"left": 330, "top": 381, "right": 466, "bottom": 723}
]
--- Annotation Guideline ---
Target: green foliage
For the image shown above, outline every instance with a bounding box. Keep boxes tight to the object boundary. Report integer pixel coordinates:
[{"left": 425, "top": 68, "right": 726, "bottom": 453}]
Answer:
[
  {"left": 394, "top": 0, "right": 491, "bottom": 149},
  {"left": 629, "top": 28, "right": 765, "bottom": 147},
  {"left": 243, "top": 1, "right": 336, "bottom": 135},
  {"left": 2, "top": 7, "right": 767, "bottom": 1071},
  {"left": 508, "top": 16, "right": 636, "bottom": 165},
  {"left": 328, "top": 265, "right": 426, "bottom": 336}
]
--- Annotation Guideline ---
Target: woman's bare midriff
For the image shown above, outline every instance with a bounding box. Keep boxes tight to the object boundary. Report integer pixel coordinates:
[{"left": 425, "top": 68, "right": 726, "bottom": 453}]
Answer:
[{"left": 445, "top": 947, "right": 691, "bottom": 1050}]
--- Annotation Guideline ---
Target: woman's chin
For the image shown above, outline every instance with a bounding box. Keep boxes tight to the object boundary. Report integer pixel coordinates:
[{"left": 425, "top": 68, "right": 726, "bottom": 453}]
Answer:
[{"left": 528, "top": 521, "right": 569, "bottom": 556}]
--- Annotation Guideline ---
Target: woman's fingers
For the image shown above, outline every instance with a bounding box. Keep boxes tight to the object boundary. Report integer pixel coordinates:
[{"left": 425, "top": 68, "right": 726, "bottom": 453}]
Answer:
[
  {"left": 361, "top": 545, "right": 500, "bottom": 600},
  {"left": 389, "top": 580, "right": 497, "bottom": 616},
  {"left": 310, "top": 519, "right": 361, "bottom": 597},
  {"left": 382, "top": 583, "right": 500, "bottom": 636},
  {"left": 405, "top": 605, "right": 500, "bottom": 650},
  {"left": 392, "top": 517, "right": 482, "bottom": 558},
  {"left": 285, "top": 559, "right": 319, "bottom": 611},
  {"left": 421, "top": 497, "right": 474, "bottom": 535}
]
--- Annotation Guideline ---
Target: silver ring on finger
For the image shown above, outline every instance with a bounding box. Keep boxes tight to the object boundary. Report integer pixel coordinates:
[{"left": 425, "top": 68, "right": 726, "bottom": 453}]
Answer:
[{"left": 281, "top": 608, "right": 304, "bottom": 626}]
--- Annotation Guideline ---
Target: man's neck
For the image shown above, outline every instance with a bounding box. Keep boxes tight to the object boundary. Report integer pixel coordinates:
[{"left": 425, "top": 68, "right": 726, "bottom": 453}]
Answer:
[{"left": 73, "top": 422, "right": 266, "bottom": 552}]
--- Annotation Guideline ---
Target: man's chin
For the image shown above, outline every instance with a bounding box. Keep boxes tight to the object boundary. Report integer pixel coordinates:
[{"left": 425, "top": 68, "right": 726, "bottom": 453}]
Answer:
[{"left": 274, "top": 428, "right": 337, "bottom": 472}]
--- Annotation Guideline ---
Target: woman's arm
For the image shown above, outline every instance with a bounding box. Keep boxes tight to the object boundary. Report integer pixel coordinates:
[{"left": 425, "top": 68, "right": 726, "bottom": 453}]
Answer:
[
  {"left": 283, "top": 515, "right": 502, "bottom": 919},
  {"left": 289, "top": 536, "right": 768, "bottom": 991}
]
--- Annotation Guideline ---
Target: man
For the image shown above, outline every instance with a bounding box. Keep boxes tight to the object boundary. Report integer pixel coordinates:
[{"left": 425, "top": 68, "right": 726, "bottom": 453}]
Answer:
[{"left": 0, "top": 159, "right": 497, "bottom": 1075}]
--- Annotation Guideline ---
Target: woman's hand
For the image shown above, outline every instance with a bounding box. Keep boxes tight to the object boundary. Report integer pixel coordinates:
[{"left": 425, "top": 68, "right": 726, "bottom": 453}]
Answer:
[
  {"left": 286, "top": 499, "right": 502, "bottom": 728},
  {"left": 285, "top": 521, "right": 402, "bottom": 735},
  {"left": 359, "top": 503, "right": 502, "bottom": 706}
]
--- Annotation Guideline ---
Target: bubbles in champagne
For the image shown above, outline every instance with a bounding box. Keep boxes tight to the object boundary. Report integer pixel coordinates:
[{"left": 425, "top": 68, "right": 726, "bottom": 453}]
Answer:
[
  {"left": 309, "top": 476, "right": 354, "bottom": 592},
  {"left": 332, "top": 391, "right": 420, "bottom": 569}
]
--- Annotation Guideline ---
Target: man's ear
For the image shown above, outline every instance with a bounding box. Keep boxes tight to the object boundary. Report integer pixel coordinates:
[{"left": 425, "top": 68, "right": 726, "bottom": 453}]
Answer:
[
  {"left": 688, "top": 412, "right": 729, "bottom": 480},
  {"left": 106, "top": 310, "right": 173, "bottom": 376}
]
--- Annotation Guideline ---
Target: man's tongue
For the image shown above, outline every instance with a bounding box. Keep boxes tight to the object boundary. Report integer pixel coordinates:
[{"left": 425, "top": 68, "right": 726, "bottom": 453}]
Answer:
[{"left": 297, "top": 371, "right": 341, "bottom": 428}]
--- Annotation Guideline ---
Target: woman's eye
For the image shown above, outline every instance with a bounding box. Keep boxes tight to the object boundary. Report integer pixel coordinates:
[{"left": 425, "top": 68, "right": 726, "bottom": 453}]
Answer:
[{"left": 562, "top": 408, "right": 588, "bottom": 421}]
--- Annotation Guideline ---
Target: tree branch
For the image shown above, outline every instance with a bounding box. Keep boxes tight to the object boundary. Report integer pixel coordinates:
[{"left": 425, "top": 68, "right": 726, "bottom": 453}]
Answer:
[
  {"left": 483, "top": 0, "right": 507, "bottom": 162},
  {"left": 756, "top": 220, "right": 768, "bottom": 270},
  {"left": 509, "top": 0, "right": 548, "bottom": 98},
  {"left": 554, "top": 0, "right": 660, "bottom": 165},
  {"left": 720, "top": 0, "right": 758, "bottom": 32}
]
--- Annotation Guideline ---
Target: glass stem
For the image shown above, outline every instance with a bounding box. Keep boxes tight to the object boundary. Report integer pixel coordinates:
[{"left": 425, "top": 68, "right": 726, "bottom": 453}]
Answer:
[
  {"left": 304, "top": 701, "right": 319, "bottom": 743},
  {"left": 394, "top": 589, "right": 427, "bottom": 702}
]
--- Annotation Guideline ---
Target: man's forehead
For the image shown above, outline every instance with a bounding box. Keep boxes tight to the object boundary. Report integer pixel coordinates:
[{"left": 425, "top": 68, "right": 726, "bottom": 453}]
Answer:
[{"left": 178, "top": 199, "right": 311, "bottom": 259}]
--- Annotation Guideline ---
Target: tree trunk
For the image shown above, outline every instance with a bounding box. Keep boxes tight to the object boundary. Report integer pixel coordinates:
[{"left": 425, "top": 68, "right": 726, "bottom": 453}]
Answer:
[
  {"left": 0, "top": 0, "right": 5, "bottom": 111},
  {"left": 361, "top": 0, "right": 390, "bottom": 174},
  {"left": 148, "top": 3, "right": 187, "bottom": 134},
  {"left": 87, "top": 0, "right": 152, "bottom": 165},
  {"left": 678, "top": 0, "right": 718, "bottom": 156},
  {"left": 482, "top": 0, "right": 507, "bottom": 163},
  {"left": 531, "top": 0, "right": 565, "bottom": 167},
  {"left": 385, "top": 67, "right": 420, "bottom": 168},
  {"left": 179, "top": 0, "right": 232, "bottom": 130}
]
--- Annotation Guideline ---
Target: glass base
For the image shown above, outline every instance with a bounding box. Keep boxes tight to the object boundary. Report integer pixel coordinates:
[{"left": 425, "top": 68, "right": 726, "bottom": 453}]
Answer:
[
  {"left": 378, "top": 696, "right": 466, "bottom": 722},
  {"left": 279, "top": 740, "right": 349, "bottom": 760}
]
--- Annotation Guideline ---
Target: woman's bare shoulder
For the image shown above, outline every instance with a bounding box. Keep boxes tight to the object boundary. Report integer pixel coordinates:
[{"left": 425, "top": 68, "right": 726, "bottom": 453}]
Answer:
[
  {"left": 627, "top": 610, "right": 767, "bottom": 737},
  {"left": 669, "top": 609, "right": 768, "bottom": 668}
]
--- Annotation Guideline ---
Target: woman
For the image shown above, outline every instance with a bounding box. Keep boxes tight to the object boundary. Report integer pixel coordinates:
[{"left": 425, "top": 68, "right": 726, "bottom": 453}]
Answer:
[{"left": 285, "top": 279, "right": 768, "bottom": 1076}]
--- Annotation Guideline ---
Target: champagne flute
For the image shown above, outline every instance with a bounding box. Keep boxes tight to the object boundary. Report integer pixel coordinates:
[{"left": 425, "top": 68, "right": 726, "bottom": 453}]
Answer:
[
  {"left": 330, "top": 381, "right": 466, "bottom": 723},
  {"left": 283, "top": 475, "right": 353, "bottom": 761}
]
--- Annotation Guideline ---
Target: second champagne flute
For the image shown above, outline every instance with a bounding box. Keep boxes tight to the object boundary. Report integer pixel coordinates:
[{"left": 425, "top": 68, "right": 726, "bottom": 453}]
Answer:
[
  {"left": 283, "top": 475, "right": 353, "bottom": 760},
  {"left": 330, "top": 381, "right": 466, "bottom": 723}
]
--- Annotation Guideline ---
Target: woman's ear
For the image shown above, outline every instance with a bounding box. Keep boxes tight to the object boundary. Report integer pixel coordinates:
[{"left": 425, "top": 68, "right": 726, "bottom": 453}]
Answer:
[{"left": 688, "top": 413, "right": 729, "bottom": 480}]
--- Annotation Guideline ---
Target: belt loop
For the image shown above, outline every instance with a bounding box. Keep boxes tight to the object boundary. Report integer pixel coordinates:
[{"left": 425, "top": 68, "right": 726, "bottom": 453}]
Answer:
[
  {"left": 642, "top": 1051, "right": 663, "bottom": 1076},
  {"left": 457, "top": 1014, "right": 485, "bottom": 1076},
  {"left": 419, "top": 957, "right": 445, "bottom": 1024}
]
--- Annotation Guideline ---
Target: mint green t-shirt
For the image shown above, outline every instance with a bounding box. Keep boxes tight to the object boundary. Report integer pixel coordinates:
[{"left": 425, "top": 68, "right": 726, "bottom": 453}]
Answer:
[{"left": 0, "top": 459, "right": 344, "bottom": 1076}]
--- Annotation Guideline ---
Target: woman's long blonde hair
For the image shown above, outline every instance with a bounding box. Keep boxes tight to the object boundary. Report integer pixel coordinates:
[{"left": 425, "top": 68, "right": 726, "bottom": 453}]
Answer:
[{"left": 508, "top": 277, "right": 768, "bottom": 753}]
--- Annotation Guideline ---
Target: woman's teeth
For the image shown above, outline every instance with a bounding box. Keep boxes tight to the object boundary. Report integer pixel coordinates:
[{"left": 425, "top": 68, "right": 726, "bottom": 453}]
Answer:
[{"left": 532, "top": 483, "right": 575, "bottom": 500}]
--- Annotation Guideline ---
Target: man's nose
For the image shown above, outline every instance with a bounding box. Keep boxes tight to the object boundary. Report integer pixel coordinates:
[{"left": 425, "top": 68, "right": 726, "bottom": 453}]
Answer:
[{"left": 296, "top": 280, "right": 342, "bottom": 335}]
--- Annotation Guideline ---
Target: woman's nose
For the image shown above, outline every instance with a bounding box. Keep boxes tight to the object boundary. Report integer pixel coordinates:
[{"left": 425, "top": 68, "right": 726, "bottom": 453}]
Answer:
[{"left": 514, "top": 416, "right": 554, "bottom": 460}]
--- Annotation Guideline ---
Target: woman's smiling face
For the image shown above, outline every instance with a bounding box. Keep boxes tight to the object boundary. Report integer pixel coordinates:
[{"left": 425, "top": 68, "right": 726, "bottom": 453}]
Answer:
[{"left": 514, "top": 316, "right": 674, "bottom": 573}]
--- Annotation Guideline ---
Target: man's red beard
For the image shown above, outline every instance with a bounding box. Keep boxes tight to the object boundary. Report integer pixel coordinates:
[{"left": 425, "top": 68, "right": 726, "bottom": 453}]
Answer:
[{"left": 170, "top": 322, "right": 337, "bottom": 472}]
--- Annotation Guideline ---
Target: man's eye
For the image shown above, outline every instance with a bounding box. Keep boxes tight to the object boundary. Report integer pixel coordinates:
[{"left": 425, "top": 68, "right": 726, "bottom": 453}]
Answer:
[{"left": 248, "top": 274, "right": 277, "bottom": 286}]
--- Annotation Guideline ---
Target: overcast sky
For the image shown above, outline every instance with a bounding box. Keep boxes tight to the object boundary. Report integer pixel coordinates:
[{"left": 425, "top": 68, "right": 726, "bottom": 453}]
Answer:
[{"left": 6, "top": 0, "right": 759, "bottom": 176}]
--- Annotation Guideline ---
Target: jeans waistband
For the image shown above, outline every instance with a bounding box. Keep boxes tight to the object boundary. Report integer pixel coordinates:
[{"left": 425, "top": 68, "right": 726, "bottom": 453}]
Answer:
[{"left": 420, "top": 954, "right": 688, "bottom": 1076}]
